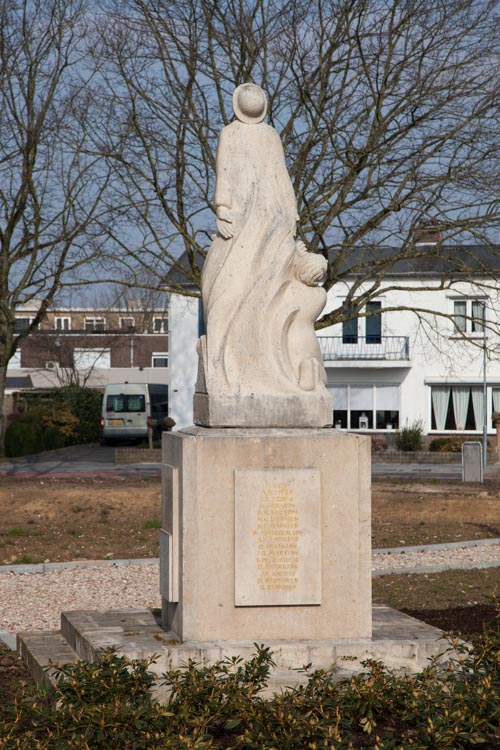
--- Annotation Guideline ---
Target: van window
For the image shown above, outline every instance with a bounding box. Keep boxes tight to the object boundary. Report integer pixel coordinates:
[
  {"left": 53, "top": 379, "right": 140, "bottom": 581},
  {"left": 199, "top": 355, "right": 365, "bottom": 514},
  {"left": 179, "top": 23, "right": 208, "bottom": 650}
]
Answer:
[{"left": 106, "top": 394, "right": 146, "bottom": 413}]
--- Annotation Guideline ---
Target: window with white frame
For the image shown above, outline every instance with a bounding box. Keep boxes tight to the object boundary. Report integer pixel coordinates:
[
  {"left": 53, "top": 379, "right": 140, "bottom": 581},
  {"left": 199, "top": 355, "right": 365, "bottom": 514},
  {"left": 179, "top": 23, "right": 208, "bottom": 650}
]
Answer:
[
  {"left": 14, "top": 317, "right": 36, "bottom": 333},
  {"left": 54, "top": 316, "right": 71, "bottom": 331},
  {"left": 330, "top": 384, "right": 399, "bottom": 430},
  {"left": 431, "top": 384, "right": 485, "bottom": 431},
  {"left": 341, "top": 300, "right": 382, "bottom": 344},
  {"left": 119, "top": 316, "right": 135, "bottom": 330},
  {"left": 84, "top": 317, "right": 106, "bottom": 332},
  {"left": 73, "top": 348, "right": 110, "bottom": 369},
  {"left": 153, "top": 316, "right": 168, "bottom": 333},
  {"left": 452, "top": 299, "right": 486, "bottom": 334},
  {"left": 152, "top": 352, "right": 168, "bottom": 368}
]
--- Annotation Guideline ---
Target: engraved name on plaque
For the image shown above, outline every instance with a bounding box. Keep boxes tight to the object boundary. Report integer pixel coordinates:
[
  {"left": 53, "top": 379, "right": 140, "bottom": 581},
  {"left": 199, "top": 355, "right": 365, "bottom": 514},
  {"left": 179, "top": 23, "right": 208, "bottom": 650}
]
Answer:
[{"left": 235, "top": 468, "right": 321, "bottom": 606}]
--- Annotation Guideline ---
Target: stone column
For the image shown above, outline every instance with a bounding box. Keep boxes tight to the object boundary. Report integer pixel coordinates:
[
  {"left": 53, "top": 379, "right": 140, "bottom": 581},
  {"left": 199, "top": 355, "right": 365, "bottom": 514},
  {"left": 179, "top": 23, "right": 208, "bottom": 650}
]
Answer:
[{"left": 161, "top": 427, "right": 372, "bottom": 642}]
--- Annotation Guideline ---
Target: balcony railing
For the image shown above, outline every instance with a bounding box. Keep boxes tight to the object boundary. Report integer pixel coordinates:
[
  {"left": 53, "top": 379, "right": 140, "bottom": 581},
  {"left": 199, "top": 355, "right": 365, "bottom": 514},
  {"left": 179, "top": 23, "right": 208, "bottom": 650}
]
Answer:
[{"left": 318, "top": 335, "right": 410, "bottom": 361}]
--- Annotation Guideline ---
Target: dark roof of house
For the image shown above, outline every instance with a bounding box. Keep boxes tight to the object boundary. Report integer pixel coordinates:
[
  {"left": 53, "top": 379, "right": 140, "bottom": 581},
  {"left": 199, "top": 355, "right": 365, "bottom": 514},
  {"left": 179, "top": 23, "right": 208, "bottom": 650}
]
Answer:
[
  {"left": 330, "top": 244, "right": 500, "bottom": 277},
  {"left": 5, "top": 375, "right": 33, "bottom": 389},
  {"left": 164, "top": 250, "right": 205, "bottom": 288},
  {"left": 165, "top": 244, "right": 500, "bottom": 287}
]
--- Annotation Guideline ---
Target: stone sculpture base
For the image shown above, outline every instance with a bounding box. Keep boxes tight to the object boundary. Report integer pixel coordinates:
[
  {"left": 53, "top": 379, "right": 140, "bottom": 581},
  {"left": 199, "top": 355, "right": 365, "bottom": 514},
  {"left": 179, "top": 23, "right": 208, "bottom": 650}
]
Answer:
[
  {"left": 193, "top": 391, "right": 333, "bottom": 428},
  {"left": 18, "top": 606, "right": 451, "bottom": 696},
  {"left": 161, "top": 427, "right": 371, "bottom": 642}
]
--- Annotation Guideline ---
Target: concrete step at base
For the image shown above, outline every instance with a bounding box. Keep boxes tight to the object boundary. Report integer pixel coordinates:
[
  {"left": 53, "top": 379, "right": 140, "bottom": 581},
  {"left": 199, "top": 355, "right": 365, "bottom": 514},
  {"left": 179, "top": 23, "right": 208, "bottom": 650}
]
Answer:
[{"left": 17, "top": 630, "right": 79, "bottom": 688}]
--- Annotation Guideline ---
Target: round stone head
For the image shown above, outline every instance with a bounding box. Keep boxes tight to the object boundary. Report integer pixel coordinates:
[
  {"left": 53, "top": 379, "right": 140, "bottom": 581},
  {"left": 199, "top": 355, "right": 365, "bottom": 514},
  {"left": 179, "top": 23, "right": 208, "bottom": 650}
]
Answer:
[{"left": 232, "top": 83, "right": 267, "bottom": 124}]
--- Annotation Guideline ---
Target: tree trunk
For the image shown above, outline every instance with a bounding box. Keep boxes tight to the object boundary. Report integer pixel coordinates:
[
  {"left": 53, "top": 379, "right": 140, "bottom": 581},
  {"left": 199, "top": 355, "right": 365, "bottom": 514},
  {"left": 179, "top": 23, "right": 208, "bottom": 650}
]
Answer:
[{"left": 0, "top": 359, "right": 9, "bottom": 457}]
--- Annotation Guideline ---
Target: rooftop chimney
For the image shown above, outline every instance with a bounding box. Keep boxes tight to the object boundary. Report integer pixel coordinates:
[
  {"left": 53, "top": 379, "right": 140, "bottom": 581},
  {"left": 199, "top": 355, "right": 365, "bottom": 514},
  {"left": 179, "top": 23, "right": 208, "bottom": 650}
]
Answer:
[{"left": 414, "top": 220, "right": 442, "bottom": 245}]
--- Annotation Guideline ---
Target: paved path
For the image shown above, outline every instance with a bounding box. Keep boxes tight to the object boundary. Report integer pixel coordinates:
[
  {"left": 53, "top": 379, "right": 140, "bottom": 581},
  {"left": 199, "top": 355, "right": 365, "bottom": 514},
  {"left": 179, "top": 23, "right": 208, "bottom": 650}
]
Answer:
[
  {"left": 1, "top": 444, "right": 499, "bottom": 480},
  {"left": 0, "top": 444, "right": 161, "bottom": 477}
]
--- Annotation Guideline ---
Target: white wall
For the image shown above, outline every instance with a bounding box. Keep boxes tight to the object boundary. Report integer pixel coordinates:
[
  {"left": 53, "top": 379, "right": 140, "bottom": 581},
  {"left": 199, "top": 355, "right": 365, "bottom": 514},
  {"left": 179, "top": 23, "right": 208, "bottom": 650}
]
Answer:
[
  {"left": 165, "top": 276, "right": 500, "bottom": 435},
  {"left": 168, "top": 293, "right": 200, "bottom": 429},
  {"left": 322, "top": 278, "right": 500, "bottom": 434}
]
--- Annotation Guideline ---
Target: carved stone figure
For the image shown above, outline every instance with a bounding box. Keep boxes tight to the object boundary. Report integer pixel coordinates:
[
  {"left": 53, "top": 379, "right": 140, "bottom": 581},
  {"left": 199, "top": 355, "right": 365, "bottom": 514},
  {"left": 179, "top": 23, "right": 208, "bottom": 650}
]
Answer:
[{"left": 194, "top": 83, "right": 332, "bottom": 427}]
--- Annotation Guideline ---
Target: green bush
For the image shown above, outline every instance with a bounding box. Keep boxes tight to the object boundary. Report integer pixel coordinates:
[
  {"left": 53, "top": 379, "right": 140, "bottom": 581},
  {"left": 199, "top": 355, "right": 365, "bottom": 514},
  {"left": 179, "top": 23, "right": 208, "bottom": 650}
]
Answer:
[
  {"left": 2, "top": 624, "right": 498, "bottom": 749},
  {"left": 395, "top": 420, "right": 424, "bottom": 451},
  {"left": 42, "top": 426, "right": 66, "bottom": 451},
  {"left": 4, "top": 421, "right": 43, "bottom": 457},
  {"left": 58, "top": 387, "right": 102, "bottom": 444}
]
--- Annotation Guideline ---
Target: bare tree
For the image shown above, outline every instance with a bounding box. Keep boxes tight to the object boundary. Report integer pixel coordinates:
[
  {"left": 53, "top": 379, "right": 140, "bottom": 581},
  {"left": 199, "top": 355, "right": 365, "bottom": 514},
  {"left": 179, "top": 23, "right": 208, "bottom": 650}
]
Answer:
[
  {"left": 94, "top": 0, "right": 498, "bottom": 328},
  {"left": 0, "top": 0, "right": 113, "bottom": 450}
]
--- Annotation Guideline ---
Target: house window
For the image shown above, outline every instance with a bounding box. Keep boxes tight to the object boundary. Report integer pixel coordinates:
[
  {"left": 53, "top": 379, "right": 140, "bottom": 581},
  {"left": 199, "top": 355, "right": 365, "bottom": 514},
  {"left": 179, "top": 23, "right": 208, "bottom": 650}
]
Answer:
[
  {"left": 431, "top": 385, "right": 484, "bottom": 431},
  {"left": 153, "top": 317, "right": 168, "bottom": 333},
  {"left": 119, "top": 317, "right": 135, "bottom": 330},
  {"left": 14, "top": 317, "right": 35, "bottom": 333},
  {"left": 330, "top": 384, "right": 399, "bottom": 430},
  {"left": 492, "top": 389, "right": 500, "bottom": 428},
  {"left": 366, "top": 301, "right": 382, "bottom": 344},
  {"left": 84, "top": 317, "right": 106, "bottom": 332},
  {"left": 341, "top": 300, "right": 383, "bottom": 345},
  {"left": 73, "top": 348, "right": 110, "bottom": 369},
  {"left": 452, "top": 299, "right": 486, "bottom": 335},
  {"left": 198, "top": 299, "right": 206, "bottom": 337},
  {"left": 55, "top": 316, "right": 71, "bottom": 331},
  {"left": 152, "top": 352, "right": 168, "bottom": 368},
  {"left": 342, "top": 305, "right": 358, "bottom": 344}
]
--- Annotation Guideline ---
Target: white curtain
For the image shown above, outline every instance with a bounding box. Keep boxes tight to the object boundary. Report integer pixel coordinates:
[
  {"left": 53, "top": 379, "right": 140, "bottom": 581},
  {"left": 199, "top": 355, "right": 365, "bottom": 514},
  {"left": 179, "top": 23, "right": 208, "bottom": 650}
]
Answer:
[
  {"left": 432, "top": 386, "right": 450, "bottom": 430},
  {"left": 452, "top": 387, "right": 470, "bottom": 430},
  {"left": 492, "top": 389, "right": 500, "bottom": 414},
  {"left": 350, "top": 386, "right": 373, "bottom": 410},
  {"left": 329, "top": 385, "right": 347, "bottom": 410},
  {"left": 471, "top": 300, "right": 485, "bottom": 332},
  {"left": 376, "top": 385, "right": 399, "bottom": 410},
  {"left": 470, "top": 387, "right": 485, "bottom": 431}
]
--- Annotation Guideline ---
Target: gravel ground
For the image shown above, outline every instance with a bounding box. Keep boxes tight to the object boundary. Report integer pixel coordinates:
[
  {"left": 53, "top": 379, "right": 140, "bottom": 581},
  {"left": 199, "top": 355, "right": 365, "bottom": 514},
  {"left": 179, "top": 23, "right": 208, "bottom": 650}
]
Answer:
[
  {"left": 372, "top": 541, "right": 500, "bottom": 573},
  {"left": 1, "top": 544, "right": 498, "bottom": 637},
  {"left": 1, "top": 563, "right": 160, "bottom": 636}
]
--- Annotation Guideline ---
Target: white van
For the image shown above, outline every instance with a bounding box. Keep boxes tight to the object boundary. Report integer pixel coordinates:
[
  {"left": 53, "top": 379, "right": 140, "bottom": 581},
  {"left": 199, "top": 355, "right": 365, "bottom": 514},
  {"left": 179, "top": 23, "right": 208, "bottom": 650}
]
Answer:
[{"left": 100, "top": 382, "right": 169, "bottom": 444}]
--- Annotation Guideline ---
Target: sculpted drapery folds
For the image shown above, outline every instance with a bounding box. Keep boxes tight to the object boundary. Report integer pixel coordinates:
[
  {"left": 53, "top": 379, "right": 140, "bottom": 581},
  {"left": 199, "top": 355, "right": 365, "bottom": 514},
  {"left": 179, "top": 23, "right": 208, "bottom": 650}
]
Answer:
[{"left": 194, "top": 84, "right": 332, "bottom": 428}]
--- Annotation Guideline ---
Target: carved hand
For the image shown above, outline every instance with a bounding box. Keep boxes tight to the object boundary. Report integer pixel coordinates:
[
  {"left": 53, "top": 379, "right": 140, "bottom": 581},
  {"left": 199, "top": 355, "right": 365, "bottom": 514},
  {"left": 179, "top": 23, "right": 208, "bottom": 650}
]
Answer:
[{"left": 216, "top": 206, "right": 234, "bottom": 239}]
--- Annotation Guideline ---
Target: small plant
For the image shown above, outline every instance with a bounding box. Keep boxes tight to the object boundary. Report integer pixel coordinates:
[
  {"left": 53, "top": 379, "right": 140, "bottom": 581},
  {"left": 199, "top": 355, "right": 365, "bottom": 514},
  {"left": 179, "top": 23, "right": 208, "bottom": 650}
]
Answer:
[
  {"left": 11, "top": 554, "right": 40, "bottom": 564},
  {"left": 143, "top": 518, "right": 161, "bottom": 529},
  {"left": 395, "top": 420, "right": 424, "bottom": 451},
  {"left": 4, "top": 527, "right": 39, "bottom": 537}
]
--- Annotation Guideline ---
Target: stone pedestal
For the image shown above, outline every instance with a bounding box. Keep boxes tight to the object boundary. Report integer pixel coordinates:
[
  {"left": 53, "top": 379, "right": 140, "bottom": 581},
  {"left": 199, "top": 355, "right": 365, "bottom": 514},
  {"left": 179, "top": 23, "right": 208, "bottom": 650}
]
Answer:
[{"left": 161, "top": 427, "right": 371, "bottom": 642}]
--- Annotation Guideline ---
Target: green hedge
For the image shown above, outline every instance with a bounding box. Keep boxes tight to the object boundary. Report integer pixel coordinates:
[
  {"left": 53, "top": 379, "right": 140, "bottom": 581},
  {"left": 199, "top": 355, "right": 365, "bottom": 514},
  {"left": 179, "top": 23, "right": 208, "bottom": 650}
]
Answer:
[
  {"left": 9, "top": 387, "right": 102, "bottom": 455},
  {"left": 2, "top": 624, "right": 498, "bottom": 749},
  {"left": 58, "top": 387, "right": 102, "bottom": 444},
  {"left": 4, "top": 421, "right": 43, "bottom": 457}
]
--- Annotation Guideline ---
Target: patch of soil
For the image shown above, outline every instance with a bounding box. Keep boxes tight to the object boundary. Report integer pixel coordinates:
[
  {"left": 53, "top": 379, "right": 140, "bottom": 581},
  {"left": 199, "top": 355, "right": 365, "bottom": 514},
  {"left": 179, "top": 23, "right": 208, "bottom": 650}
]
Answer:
[
  {"left": 0, "top": 476, "right": 162, "bottom": 564},
  {"left": 1, "top": 476, "right": 499, "bottom": 563},
  {"left": 403, "top": 604, "right": 498, "bottom": 635},
  {"left": 372, "top": 480, "right": 500, "bottom": 547}
]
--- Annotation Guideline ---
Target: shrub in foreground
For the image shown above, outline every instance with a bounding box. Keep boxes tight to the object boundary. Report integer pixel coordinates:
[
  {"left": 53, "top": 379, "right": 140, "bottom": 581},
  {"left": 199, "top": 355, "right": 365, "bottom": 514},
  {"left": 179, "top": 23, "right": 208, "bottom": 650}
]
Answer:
[
  {"left": 4, "top": 421, "right": 43, "bottom": 457},
  {"left": 1, "top": 625, "right": 498, "bottom": 749},
  {"left": 395, "top": 420, "right": 424, "bottom": 452}
]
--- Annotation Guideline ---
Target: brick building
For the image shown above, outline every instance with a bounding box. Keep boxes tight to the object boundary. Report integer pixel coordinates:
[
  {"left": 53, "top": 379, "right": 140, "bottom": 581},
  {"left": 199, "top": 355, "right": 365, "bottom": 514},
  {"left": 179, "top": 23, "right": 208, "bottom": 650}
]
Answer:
[{"left": 8, "top": 303, "right": 169, "bottom": 390}]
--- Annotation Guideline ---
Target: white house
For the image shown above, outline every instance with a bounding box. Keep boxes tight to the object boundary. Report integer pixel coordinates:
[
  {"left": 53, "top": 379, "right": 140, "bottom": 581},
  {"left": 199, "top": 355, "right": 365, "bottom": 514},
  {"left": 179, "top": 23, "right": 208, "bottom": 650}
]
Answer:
[{"left": 167, "top": 244, "right": 500, "bottom": 436}]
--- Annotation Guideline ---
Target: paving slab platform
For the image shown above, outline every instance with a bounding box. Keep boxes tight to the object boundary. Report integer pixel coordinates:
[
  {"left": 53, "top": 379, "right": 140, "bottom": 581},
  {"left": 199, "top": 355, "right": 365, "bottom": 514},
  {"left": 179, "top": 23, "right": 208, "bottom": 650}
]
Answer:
[{"left": 17, "top": 605, "right": 452, "bottom": 693}]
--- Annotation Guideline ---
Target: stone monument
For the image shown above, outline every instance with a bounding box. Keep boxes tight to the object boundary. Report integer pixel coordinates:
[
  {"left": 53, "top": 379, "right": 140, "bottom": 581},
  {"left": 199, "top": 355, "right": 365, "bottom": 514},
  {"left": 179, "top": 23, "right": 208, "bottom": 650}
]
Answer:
[
  {"left": 161, "top": 83, "right": 372, "bottom": 644},
  {"left": 18, "top": 83, "right": 450, "bottom": 689},
  {"left": 194, "top": 82, "right": 332, "bottom": 428}
]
